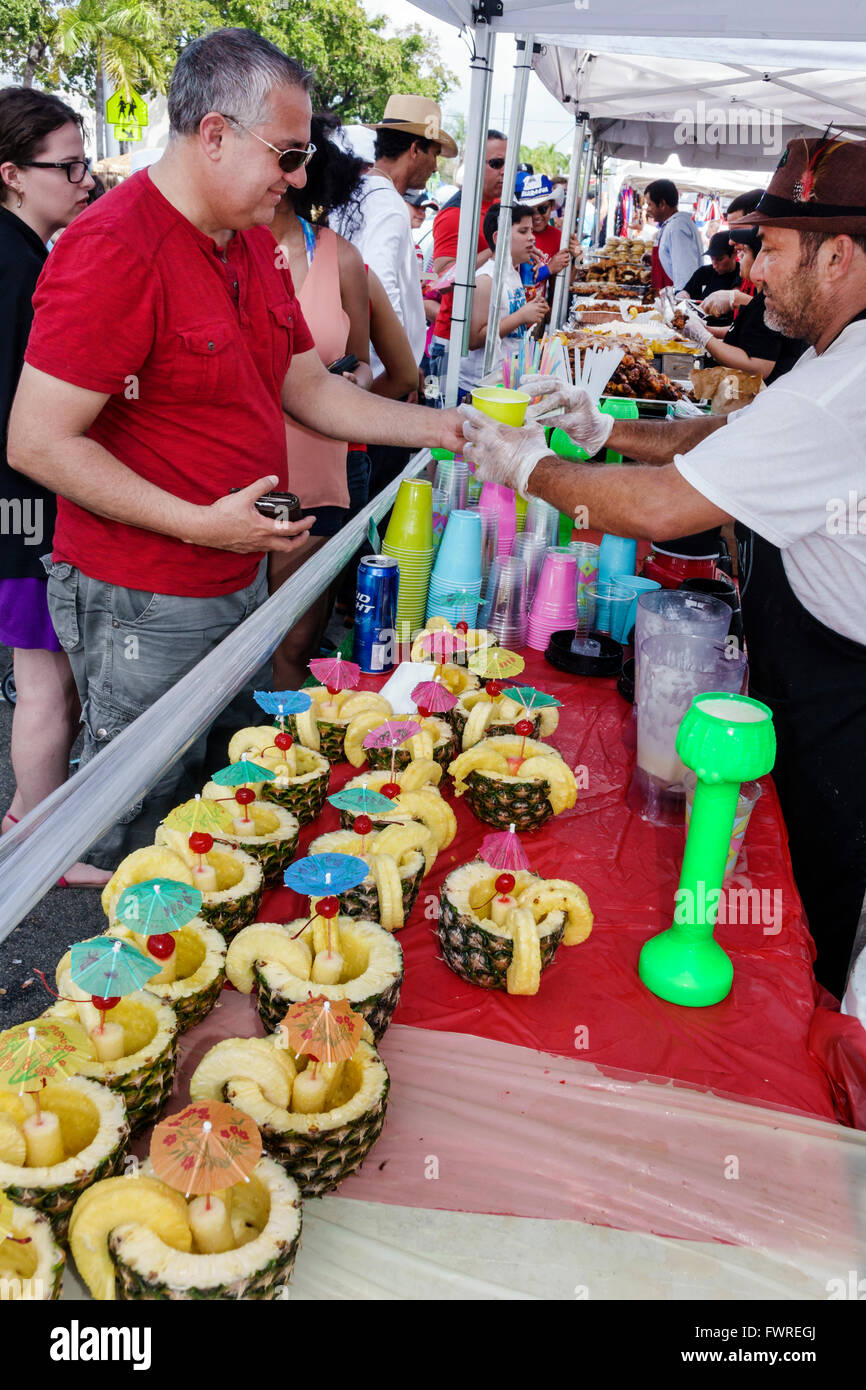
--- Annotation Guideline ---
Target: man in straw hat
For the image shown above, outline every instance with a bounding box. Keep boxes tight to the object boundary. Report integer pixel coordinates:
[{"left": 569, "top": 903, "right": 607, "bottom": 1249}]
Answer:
[
  {"left": 461, "top": 135, "right": 866, "bottom": 999},
  {"left": 335, "top": 94, "right": 457, "bottom": 494}
]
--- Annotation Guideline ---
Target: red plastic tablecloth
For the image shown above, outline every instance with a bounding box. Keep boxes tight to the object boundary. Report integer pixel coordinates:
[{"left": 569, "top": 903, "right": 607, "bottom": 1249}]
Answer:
[{"left": 260, "top": 651, "right": 837, "bottom": 1123}]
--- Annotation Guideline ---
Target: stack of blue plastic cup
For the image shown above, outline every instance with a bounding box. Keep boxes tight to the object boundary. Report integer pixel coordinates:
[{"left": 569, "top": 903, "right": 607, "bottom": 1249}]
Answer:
[{"left": 425, "top": 508, "right": 483, "bottom": 626}]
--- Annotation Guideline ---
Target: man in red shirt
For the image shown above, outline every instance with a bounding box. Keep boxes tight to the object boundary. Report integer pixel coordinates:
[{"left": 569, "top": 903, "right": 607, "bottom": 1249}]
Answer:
[
  {"left": 428, "top": 130, "right": 507, "bottom": 381},
  {"left": 8, "top": 27, "right": 463, "bottom": 866}
]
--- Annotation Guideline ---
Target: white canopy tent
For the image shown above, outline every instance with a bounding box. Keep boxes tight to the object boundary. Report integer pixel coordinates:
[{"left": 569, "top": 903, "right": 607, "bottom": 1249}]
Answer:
[{"left": 408, "top": 0, "right": 866, "bottom": 398}]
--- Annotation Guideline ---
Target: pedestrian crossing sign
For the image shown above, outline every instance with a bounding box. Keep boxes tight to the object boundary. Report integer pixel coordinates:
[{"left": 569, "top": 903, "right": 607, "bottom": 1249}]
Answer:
[{"left": 106, "top": 88, "right": 148, "bottom": 127}]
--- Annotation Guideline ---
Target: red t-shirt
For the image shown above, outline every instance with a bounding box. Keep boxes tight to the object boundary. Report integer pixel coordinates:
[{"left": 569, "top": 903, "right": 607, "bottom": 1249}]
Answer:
[
  {"left": 432, "top": 199, "right": 493, "bottom": 341},
  {"left": 25, "top": 170, "right": 315, "bottom": 597},
  {"left": 532, "top": 223, "right": 561, "bottom": 261}
]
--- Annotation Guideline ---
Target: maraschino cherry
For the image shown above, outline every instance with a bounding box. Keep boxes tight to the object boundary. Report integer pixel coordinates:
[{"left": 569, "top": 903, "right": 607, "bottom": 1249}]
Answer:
[
  {"left": 189, "top": 831, "right": 213, "bottom": 855},
  {"left": 91, "top": 996, "right": 120, "bottom": 1013},
  {"left": 318, "top": 896, "right": 340, "bottom": 919},
  {"left": 514, "top": 719, "right": 534, "bottom": 737},
  {"left": 147, "top": 933, "right": 175, "bottom": 960},
  {"left": 486, "top": 681, "right": 502, "bottom": 698},
  {"left": 416, "top": 705, "right": 431, "bottom": 718},
  {"left": 354, "top": 815, "right": 373, "bottom": 837},
  {"left": 235, "top": 787, "right": 255, "bottom": 806},
  {"left": 455, "top": 620, "right": 469, "bottom": 634},
  {"left": 381, "top": 782, "right": 401, "bottom": 800},
  {"left": 495, "top": 872, "right": 516, "bottom": 894},
  {"left": 274, "top": 731, "right": 294, "bottom": 751}
]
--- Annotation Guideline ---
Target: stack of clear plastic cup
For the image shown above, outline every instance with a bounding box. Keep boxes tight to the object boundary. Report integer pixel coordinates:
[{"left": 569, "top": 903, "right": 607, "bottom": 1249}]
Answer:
[
  {"left": 466, "top": 503, "right": 499, "bottom": 584},
  {"left": 587, "top": 579, "right": 637, "bottom": 640},
  {"left": 524, "top": 495, "right": 559, "bottom": 548},
  {"left": 435, "top": 457, "right": 468, "bottom": 513},
  {"left": 479, "top": 481, "right": 516, "bottom": 557},
  {"left": 382, "top": 478, "right": 434, "bottom": 642},
  {"left": 526, "top": 548, "right": 578, "bottom": 650},
  {"left": 634, "top": 589, "right": 732, "bottom": 701},
  {"left": 425, "top": 508, "right": 483, "bottom": 626},
  {"left": 512, "top": 531, "right": 549, "bottom": 604},
  {"left": 479, "top": 555, "right": 528, "bottom": 646},
  {"left": 431, "top": 487, "right": 448, "bottom": 555},
  {"left": 569, "top": 540, "right": 600, "bottom": 636}
]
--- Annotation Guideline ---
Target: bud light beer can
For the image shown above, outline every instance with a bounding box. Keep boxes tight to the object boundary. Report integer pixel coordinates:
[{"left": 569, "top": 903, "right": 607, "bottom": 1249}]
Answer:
[{"left": 352, "top": 555, "right": 399, "bottom": 673}]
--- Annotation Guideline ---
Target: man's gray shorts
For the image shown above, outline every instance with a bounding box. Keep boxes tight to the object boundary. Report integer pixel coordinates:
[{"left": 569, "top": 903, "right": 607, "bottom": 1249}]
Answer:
[{"left": 46, "top": 560, "right": 271, "bottom": 869}]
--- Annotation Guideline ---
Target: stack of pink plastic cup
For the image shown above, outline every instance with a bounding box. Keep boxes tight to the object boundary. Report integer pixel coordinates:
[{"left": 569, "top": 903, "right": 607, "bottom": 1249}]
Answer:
[
  {"left": 526, "top": 548, "right": 578, "bottom": 651},
  {"left": 479, "top": 481, "right": 516, "bottom": 558}
]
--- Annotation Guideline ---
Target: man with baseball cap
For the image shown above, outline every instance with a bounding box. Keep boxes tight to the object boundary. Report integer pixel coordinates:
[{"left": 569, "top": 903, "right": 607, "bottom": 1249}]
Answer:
[
  {"left": 679, "top": 231, "right": 741, "bottom": 326},
  {"left": 461, "top": 136, "right": 866, "bottom": 998}
]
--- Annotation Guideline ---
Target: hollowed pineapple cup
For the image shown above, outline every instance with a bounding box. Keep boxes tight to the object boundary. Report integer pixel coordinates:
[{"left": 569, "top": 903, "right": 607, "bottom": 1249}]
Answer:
[
  {"left": 365, "top": 716, "right": 456, "bottom": 773},
  {"left": 191, "top": 1032, "right": 390, "bottom": 1198},
  {"left": 44, "top": 987, "right": 180, "bottom": 1135},
  {"left": 451, "top": 690, "right": 542, "bottom": 746},
  {"left": 0, "top": 1202, "right": 66, "bottom": 1300},
  {"left": 104, "top": 918, "right": 227, "bottom": 1034},
  {"left": 152, "top": 830, "right": 264, "bottom": 941},
  {"left": 0, "top": 1076, "right": 129, "bottom": 1243},
  {"left": 308, "top": 828, "right": 427, "bottom": 928},
  {"left": 226, "top": 917, "right": 404, "bottom": 1043},
  {"left": 69, "top": 1158, "right": 302, "bottom": 1301},
  {"left": 438, "top": 862, "right": 567, "bottom": 990},
  {"left": 201, "top": 782, "right": 300, "bottom": 884}
]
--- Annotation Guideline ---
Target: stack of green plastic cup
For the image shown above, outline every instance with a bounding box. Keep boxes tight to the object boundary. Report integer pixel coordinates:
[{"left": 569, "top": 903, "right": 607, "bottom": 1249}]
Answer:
[
  {"left": 600, "top": 397, "right": 639, "bottom": 463},
  {"left": 382, "top": 478, "right": 434, "bottom": 642}
]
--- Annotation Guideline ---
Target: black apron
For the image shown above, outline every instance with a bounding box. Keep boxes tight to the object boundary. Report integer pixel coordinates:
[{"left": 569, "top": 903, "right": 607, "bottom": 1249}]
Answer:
[{"left": 735, "top": 311, "right": 866, "bottom": 998}]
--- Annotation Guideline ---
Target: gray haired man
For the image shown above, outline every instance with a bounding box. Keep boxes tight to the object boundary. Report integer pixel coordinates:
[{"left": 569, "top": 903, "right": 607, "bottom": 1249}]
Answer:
[{"left": 9, "top": 27, "right": 464, "bottom": 867}]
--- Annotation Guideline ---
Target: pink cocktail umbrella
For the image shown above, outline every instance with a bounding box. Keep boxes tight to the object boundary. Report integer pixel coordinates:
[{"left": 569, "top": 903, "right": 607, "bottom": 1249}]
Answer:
[
  {"left": 411, "top": 680, "right": 458, "bottom": 718},
  {"left": 479, "top": 824, "right": 532, "bottom": 873},
  {"left": 363, "top": 719, "right": 421, "bottom": 782},
  {"left": 309, "top": 654, "right": 361, "bottom": 695},
  {"left": 419, "top": 631, "right": 467, "bottom": 667}
]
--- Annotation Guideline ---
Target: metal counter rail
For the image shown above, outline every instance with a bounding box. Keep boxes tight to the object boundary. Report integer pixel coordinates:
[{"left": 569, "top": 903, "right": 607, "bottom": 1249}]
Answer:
[{"left": 0, "top": 451, "right": 430, "bottom": 943}]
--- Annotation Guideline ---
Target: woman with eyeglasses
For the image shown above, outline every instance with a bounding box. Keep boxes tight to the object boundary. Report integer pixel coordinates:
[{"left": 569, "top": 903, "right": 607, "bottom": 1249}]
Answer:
[{"left": 0, "top": 86, "right": 104, "bottom": 883}]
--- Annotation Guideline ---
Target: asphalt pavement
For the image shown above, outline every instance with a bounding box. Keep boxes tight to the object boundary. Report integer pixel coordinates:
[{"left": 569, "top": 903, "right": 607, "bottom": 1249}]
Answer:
[{"left": 0, "top": 647, "right": 105, "bottom": 1028}]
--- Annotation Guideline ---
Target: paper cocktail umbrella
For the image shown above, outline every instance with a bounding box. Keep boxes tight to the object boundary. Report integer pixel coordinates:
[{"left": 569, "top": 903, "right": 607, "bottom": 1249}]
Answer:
[
  {"left": 70, "top": 937, "right": 158, "bottom": 1000},
  {"left": 212, "top": 760, "right": 275, "bottom": 787},
  {"left": 638, "top": 693, "right": 776, "bottom": 1007},
  {"left": 280, "top": 996, "right": 364, "bottom": 1067},
  {"left": 479, "top": 824, "right": 532, "bottom": 873},
  {"left": 163, "top": 796, "right": 234, "bottom": 837},
  {"left": 467, "top": 647, "right": 525, "bottom": 682},
  {"left": 254, "top": 689, "right": 312, "bottom": 721},
  {"left": 0, "top": 1019, "right": 90, "bottom": 1093},
  {"left": 363, "top": 719, "right": 422, "bottom": 782},
  {"left": 309, "top": 655, "right": 360, "bottom": 694},
  {"left": 411, "top": 680, "right": 458, "bottom": 717},
  {"left": 114, "top": 878, "right": 203, "bottom": 934},
  {"left": 283, "top": 853, "right": 368, "bottom": 899},
  {"left": 150, "top": 1100, "right": 261, "bottom": 1199},
  {"left": 501, "top": 685, "right": 561, "bottom": 713}
]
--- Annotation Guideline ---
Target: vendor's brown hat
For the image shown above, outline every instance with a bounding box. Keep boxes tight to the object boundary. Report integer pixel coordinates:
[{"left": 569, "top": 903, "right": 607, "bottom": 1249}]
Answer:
[
  {"left": 739, "top": 136, "right": 866, "bottom": 234},
  {"left": 367, "top": 95, "right": 458, "bottom": 159}
]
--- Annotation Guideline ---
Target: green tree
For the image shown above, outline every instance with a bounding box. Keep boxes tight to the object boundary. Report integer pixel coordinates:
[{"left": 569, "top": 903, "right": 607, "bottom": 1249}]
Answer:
[
  {"left": 51, "top": 0, "right": 168, "bottom": 158},
  {"left": 518, "top": 140, "right": 570, "bottom": 177}
]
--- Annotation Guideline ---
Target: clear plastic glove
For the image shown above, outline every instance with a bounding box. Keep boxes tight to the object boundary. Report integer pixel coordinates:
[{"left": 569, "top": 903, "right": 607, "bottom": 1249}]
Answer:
[
  {"left": 680, "top": 310, "right": 712, "bottom": 348},
  {"left": 459, "top": 405, "right": 551, "bottom": 499},
  {"left": 519, "top": 376, "right": 614, "bottom": 456},
  {"left": 701, "top": 288, "right": 736, "bottom": 317}
]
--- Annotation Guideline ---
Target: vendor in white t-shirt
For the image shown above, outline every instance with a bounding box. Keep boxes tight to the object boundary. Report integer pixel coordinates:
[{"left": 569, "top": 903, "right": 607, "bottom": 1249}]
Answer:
[
  {"left": 460, "top": 137, "right": 866, "bottom": 1000},
  {"left": 458, "top": 202, "right": 549, "bottom": 395}
]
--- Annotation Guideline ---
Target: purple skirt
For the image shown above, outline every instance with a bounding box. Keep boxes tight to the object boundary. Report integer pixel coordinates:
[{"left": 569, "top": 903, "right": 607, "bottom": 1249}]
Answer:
[{"left": 0, "top": 578, "right": 62, "bottom": 651}]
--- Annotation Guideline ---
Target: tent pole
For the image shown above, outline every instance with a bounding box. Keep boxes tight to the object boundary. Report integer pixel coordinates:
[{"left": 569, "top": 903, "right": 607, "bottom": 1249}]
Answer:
[
  {"left": 592, "top": 146, "right": 604, "bottom": 244},
  {"left": 550, "top": 111, "right": 588, "bottom": 331},
  {"left": 482, "top": 33, "right": 535, "bottom": 379},
  {"left": 444, "top": 22, "right": 497, "bottom": 407}
]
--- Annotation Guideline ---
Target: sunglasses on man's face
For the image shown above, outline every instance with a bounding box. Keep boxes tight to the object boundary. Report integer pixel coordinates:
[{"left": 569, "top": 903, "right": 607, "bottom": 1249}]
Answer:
[
  {"left": 533, "top": 201, "right": 554, "bottom": 215},
  {"left": 486, "top": 157, "right": 506, "bottom": 170},
  {"left": 220, "top": 114, "right": 316, "bottom": 173}
]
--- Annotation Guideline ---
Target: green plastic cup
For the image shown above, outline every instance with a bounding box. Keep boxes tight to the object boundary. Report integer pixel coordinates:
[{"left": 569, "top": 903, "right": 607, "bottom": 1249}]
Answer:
[
  {"left": 601, "top": 398, "right": 639, "bottom": 463},
  {"left": 385, "top": 479, "right": 433, "bottom": 550}
]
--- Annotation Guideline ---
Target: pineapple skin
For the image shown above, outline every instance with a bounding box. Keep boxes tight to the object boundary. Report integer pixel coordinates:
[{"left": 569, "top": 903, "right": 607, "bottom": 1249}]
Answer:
[
  {"left": 366, "top": 732, "right": 456, "bottom": 775},
  {"left": 464, "top": 770, "right": 554, "bottom": 831},
  {"left": 199, "top": 882, "right": 264, "bottom": 942},
  {"left": 232, "top": 822, "right": 300, "bottom": 885},
  {"left": 338, "top": 857, "right": 424, "bottom": 923},
  {"left": 0, "top": 1205, "right": 67, "bottom": 1299},
  {"left": 263, "top": 766, "right": 329, "bottom": 824},
  {"left": 254, "top": 1077, "right": 389, "bottom": 1199},
  {"left": 286, "top": 714, "right": 346, "bottom": 764},
  {"left": 254, "top": 968, "right": 402, "bottom": 1045},
  {"left": 438, "top": 880, "right": 564, "bottom": 991},
  {"left": 110, "top": 1230, "right": 300, "bottom": 1301}
]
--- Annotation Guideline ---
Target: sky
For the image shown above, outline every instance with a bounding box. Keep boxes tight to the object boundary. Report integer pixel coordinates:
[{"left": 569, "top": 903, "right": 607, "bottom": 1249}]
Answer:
[{"left": 361, "top": 0, "right": 576, "bottom": 153}]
